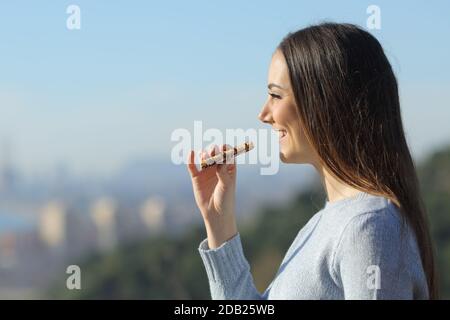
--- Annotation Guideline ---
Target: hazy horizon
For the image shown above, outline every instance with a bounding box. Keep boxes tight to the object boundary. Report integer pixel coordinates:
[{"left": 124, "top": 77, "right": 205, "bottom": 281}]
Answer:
[{"left": 1, "top": 1, "right": 449, "bottom": 178}]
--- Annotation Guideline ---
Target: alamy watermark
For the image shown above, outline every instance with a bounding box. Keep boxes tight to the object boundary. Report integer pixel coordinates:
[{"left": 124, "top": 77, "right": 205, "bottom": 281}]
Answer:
[
  {"left": 367, "top": 5, "right": 381, "bottom": 30},
  {"left": 171, "top": 121, "right": 280, "bottom": 175},
  {"left": 66, "top": 5, "right": 81, "bottom": 30},
  {"left": 66, "top": 265, "right": 81, "bottom": 290},
  {"left": 366, "top": 264, "right": 381, "bottom": 299}
]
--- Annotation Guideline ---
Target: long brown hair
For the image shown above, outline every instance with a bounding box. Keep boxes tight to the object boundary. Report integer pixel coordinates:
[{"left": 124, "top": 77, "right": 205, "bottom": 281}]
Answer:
[{"left": 278, "top": 22, "right": 438, "bottom": 299}]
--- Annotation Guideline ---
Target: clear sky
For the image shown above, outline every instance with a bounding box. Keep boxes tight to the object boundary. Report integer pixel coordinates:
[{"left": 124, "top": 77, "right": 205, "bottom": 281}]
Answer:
[{"left": 1, "top": 0, "right": 449, "bottom": 177}]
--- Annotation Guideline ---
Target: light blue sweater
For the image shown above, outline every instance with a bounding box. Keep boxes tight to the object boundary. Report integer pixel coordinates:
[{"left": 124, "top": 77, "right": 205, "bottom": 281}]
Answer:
[{"left": 198, "top": 191, "right": 429, "bottom": 299}]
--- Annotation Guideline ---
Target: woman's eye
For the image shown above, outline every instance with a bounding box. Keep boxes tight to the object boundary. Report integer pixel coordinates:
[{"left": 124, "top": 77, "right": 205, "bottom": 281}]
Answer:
[{"left": 269, "top": 93, "right": 282, "bottom": 100}]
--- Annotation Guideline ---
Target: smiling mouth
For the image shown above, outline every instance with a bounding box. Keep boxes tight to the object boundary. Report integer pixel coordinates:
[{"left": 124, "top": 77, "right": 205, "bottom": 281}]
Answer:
[{"left": 276, "top": 129, "right": 287, "bottom": 141}]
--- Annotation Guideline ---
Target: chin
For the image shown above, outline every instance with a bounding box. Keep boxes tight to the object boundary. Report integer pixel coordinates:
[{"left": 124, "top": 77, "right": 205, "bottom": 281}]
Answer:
[
  {"left": 280, "top": 151, "right": 294, "bottom": 163},
  {"left": 280, "top": 148, "right": 308, "bottom": 164}
]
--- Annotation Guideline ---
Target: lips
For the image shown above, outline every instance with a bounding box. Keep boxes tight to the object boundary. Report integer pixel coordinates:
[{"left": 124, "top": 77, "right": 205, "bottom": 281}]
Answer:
[{"left": 275, "top": 128, "right": 287, "bottom": 141}]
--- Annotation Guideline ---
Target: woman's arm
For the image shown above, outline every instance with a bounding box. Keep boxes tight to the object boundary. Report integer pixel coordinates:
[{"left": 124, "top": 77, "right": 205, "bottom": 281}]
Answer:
[
  {"left": 332, "top": 209, "right": 428, "bottom": 299},
  {"left": 187, "top": 144, "right": 266, "bottom": 299},
  {"left": 198, "top": 232, "right": 266, "bottom": 300}
]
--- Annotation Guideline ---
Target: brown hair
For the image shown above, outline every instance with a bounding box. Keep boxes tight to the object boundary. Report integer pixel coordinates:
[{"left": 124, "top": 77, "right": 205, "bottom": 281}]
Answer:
[{"left": 278, "top": 22, "right": 438, "bottom": 299}]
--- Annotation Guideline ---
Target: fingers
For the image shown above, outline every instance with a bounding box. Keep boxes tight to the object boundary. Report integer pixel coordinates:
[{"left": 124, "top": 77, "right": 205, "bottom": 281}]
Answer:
[
  {"left": 216, "top": 144, "right": 237, "bottom": 181},
  {"left": 200, "top": 150, "right": 208, "bottom": 162},
  {"left": 205, "top": 144, "right": 236, "bottom": 165},
  {"left": 191, "top": 144, "right": 238, "bottom": 173},
  {"left": 204, "top": 144, "right": 220, "bottom": 165},
  {"left": 208, "top": 144, "right": 219, "bottom": 158},
  {"left": 222, "top": 144, "right": 236, "bottom": 165},
  {"left": 186, "top": 150, "right": 199, "bottom": 177}
]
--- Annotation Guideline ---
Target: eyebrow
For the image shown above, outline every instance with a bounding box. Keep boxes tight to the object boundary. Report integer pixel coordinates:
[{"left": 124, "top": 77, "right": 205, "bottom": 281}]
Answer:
[{"left": 268, "top": 83, "right": 285, "bottom": 90}]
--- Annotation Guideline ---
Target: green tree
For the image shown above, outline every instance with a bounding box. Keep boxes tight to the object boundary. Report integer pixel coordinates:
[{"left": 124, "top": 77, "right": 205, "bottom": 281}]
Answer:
[{"left": 47, "top": 145, "right": 450, "bottom": 299}]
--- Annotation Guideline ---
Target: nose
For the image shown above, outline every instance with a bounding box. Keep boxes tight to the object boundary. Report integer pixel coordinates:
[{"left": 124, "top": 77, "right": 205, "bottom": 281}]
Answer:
[{"left": 258, "top": 103, "right": 273, "bottom": 124}]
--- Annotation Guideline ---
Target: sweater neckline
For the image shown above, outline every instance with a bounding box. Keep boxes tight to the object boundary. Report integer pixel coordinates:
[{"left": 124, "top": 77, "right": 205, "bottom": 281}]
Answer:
[{"left": 324, "top": 191, "right": 368, "bottom": 210}]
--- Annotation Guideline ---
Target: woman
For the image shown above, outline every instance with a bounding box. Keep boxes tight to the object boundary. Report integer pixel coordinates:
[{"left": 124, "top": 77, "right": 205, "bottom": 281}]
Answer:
[{"left": 186, "top": 22, "right": 437, "bottom": 299}]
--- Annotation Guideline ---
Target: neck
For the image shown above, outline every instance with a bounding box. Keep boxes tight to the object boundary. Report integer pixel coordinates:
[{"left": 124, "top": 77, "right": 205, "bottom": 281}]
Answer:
[{"left": 314, "top": 163, "right": 362, "bottom": 203}]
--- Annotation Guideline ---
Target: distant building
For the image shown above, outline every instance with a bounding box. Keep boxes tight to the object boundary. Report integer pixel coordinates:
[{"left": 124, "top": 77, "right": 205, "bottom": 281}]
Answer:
[
  {"left": 140, "top": 195, "right": 166, "bottom": 234},
  {"left": 90, "top": 197, "right": 117, "bottom": 251},
  {"left": 0, "top": 139, "right": 17, "bottom": 193},
  {"left": 39, "top": 201, "right": 66, "bottom": 249},
  {"left": 0, "top": 232, "right": 17, "bottom": 269}
]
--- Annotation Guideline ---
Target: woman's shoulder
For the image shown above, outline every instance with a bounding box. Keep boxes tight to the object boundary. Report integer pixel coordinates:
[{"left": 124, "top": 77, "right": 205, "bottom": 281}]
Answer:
[
  {"left": 323, "top": 192, "right": 403, "bottom": 232},
  {"left": 319, "top": 192, "right": 411, "bottom": 256},
  {"left": 326, "top": 192, "right": 421, "bottom": 263}
]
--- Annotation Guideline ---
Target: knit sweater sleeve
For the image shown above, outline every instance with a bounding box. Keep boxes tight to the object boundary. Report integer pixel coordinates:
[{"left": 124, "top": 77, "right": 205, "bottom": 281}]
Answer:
[
  {"left": 332, "top": 209, "right": 424, "bottom": 299},
  {"left": 198, "top": 232, "right": 266, "bottom": 300}
]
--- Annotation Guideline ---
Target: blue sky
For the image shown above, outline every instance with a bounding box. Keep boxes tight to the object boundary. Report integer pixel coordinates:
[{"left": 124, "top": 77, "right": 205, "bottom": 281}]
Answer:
[{"left": 0, "top": 0, "right": 449, "bottom": 177}]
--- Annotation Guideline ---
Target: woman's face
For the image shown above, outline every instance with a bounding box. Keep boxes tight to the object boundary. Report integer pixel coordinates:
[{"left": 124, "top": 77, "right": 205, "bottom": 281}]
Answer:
[{"left": 258, "top": 49, "right": 316, "bottom": 165}]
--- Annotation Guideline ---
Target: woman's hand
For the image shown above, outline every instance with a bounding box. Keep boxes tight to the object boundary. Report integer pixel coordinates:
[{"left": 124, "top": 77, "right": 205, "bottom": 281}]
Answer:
[{"left": 187, "top": 144, "right": 238, "bottom": 249}]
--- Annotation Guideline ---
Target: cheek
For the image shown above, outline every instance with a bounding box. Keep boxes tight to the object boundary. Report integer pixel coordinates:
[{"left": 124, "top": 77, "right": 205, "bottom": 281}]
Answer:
[
  {"left": 293, "top": 123, "right": 317, "bottom": 163},
  {"left": 287, "top": 115, "right": 310, "bottom": 153},
  {"left": 295, "top": 126, "right": 308, "bottom": 149},
  {"left": 272, "top": 101, "right": 296, "bottom": 124}
]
